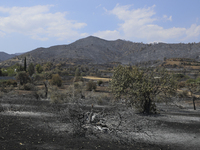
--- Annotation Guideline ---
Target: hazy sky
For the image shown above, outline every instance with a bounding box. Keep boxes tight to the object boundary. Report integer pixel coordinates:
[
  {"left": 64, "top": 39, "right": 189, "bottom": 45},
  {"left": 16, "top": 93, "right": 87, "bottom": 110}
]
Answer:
[{"left": 0, "top": 0, "right": 200, "bottom": 54}]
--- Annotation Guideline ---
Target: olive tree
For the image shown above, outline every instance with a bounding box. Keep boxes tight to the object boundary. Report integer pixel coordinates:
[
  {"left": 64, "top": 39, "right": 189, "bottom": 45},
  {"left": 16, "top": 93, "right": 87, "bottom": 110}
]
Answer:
[{"left": 110, "top": 65, "right": 177, "bottom": 114}]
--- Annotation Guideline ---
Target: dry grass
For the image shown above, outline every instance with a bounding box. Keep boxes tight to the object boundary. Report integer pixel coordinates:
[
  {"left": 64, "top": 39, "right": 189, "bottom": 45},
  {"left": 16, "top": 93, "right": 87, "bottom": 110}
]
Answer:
[{"left": 83, "top": 76, "right": 111, "bottom": 82}]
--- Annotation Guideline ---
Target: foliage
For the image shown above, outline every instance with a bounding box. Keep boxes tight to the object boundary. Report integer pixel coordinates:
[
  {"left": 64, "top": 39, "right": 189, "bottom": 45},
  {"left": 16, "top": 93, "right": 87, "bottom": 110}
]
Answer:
[
  {"left": 186, "top": 79, "right": 196, "bottom": 84},
  {"left": 86, "top": 80, "right": 97, "bottom": 91},
  {"left": 0, "top": 67, "right": 2, "bottom": 76},
  {"left": 110, "top": 65, "right": 177, "bottom": 114},
  {"left": 5, "top": 68, "right": 16, "bottom": 76},
  {"left": 16, "top": 64, "right": 24, "bottom": 72},
  {"left": 42, "top": 72, "right": 53, "bottom": 80},
  {"left": 177, "top": 81, "right": 186, "bottom": 88},
  {"left": 27, "top": 63, "right": 35, "bottom": 76},
  {"left": 32, "top": 74, "right": 44, "bottom": 82},
  {"left": 24, "top": 57, "right": 27, "bottom": 72},
  {"left": 44, "top": 62, "right": 53, "bottom": 71},
  {"left": 173, "top": 73, "right": 185, "bottom": 79},
  {"left": 36, "top": 64, "right": 43, "bottom": 74},
  {"left": 51, "top": 74, "right": 62, "bottom": 87},
  {"left": 97, "top": 80, "right": 103, "bottom": 86},
  {"left": 23, "top": 83, "right": 36, "bottom": 91},
  {"left": 75, "top": 68, "right": 80, "bottom": 77},
  {"left": 16, "top": 71, "right": 31, "bottom": 85},
  {"left": 0, "top": 79, "right": 17, "bottom": 87},
  {"left": 58, "top": 70, "right": 68, "bottom": 76}
]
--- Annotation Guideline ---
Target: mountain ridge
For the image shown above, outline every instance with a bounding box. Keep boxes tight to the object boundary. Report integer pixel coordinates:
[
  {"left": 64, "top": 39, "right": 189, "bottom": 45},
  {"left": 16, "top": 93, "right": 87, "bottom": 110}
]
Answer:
[{"left": 0, "top": 36, "right": 200, "bottom": 67}]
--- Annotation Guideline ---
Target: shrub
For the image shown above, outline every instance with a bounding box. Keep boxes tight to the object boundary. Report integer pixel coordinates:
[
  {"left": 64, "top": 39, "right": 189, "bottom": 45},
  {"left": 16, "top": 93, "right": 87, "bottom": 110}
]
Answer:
[
  {"left": 51, "top": 74, "right": 62, "bottom": 87},
  {"left": 97, "top": 80, "right": 103, "bottom": 86},
  {"left": 32, "top": 74, "right": 44, "bottom": 84},
  {"left": 178, "top": 90, "right": 188, "bottom": 98},
  {"left": 36, "top": 64, "right": 43, "bottom": 74},
  {"left": 186, "top": 79, "right": 196, "bottom": 83},
  {"left": 1, "top": 79, "right": 17, "bottom": 87},
  {"left": 37, "top": 90, "right": 46, "bottom": 99},
  {"left": 23, "top": 83, "right": 36, "bottom": 91},
  {"left": 27, "top": 63, "right": 35, "bottom": 76},
  {"left": 86, "top": 80, "right": 96, "bottom": 91},
  {"left": 178, "top": 81, "right": 186, "bottom": 88},
  {"left": 16, "top": 71, "right": 31, "bottom": 85},
  {"left": 50, "top": 92, "right": 63, "bottom": 104},
  {"left": 42, "top": 72, "right": 53, "bottom": 80},
  {"left": 97, "top": 94, "right": 110, "bottom": 105},
  {"left": 49, "top": 86, "right": 67, "bottom": 104}
]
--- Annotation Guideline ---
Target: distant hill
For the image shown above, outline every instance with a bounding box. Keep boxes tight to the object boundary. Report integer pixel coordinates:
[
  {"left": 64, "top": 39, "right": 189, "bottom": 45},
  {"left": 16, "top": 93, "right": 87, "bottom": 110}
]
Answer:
[
  {"left": 0, "top": 52, "right": 16, "bottom": 62},
  {"left": 1, "top": 36, "right": 200, "bottom": 67}
]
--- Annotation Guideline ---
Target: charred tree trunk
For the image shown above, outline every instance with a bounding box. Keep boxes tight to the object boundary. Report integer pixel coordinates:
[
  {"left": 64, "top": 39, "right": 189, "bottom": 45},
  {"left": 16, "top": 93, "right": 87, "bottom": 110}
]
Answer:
[
  {"left": 143, "top": 98, "right": 152, "bottom": 114},
  {"left": 44, "top": 81, "right": 48, "bottom": 99},
  {"left": 193, "top": 96, "right": 196, "bottom": 110}
]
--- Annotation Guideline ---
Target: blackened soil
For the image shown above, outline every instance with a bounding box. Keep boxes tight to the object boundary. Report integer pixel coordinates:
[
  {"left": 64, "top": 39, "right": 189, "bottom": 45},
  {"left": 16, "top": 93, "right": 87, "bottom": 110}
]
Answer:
[{"left": 0, "top": 114, "right": 170, "bottom": 150}]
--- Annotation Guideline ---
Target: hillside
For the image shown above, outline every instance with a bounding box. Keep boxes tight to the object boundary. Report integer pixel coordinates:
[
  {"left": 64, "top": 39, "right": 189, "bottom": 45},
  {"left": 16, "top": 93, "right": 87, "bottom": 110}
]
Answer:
[
  {"left": 0, "top": 52, "right": 16, "bottom": 62},
  {"left": 1, "top": 36, "right": 200, "bottom": 67}
]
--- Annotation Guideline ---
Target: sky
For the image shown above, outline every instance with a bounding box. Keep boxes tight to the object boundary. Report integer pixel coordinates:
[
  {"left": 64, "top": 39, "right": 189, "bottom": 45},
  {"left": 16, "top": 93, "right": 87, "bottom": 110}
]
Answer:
[{"left": 0, "top": 0, "right": 200, "bottom": 54}]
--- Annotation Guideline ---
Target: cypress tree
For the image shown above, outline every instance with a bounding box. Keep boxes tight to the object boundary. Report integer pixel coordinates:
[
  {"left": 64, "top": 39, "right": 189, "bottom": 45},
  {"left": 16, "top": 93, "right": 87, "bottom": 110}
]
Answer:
[{"left": 24, "top": 57, "right": 27, "bottom": 72}]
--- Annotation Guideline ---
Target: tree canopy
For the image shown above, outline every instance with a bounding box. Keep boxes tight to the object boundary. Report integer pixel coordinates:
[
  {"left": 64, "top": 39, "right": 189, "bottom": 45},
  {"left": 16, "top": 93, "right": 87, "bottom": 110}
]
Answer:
[{"left": 110, "top": 65, "right": 177, "bottom": 114}]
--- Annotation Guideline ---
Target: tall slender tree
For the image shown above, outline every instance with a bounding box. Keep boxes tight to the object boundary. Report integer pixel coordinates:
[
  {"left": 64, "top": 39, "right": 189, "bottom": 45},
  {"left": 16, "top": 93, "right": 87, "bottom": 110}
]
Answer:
[
  {"left": 24, "top": 57, "right": 27, "bottom": 72},
  {"left": 0, "top": 67, "right": 2, "bottom": 76}
]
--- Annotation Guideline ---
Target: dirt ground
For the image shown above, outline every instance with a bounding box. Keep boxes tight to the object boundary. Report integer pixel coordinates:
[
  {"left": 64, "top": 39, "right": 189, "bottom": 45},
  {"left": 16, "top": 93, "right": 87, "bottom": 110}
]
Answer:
[{"left": 0, "top": 92, "right": 200, "bottom": 150}]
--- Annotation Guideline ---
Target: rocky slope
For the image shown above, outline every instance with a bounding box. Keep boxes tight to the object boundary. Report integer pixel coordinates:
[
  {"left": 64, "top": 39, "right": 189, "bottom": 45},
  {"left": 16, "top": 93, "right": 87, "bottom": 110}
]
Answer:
[{"left": 1, "top": 36, "right": 200, "bottom": 67}]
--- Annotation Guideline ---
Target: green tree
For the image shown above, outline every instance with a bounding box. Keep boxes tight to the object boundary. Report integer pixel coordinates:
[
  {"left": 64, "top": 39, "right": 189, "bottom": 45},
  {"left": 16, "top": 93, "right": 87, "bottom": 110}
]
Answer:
[
  {"left": 24, "top": 57, "right": 27, "bottom": 72},
  {"left": 27, "top": 63, "right": 35, "bottom": 76},
  {"left": 0, "top": 67, "right": 2, "bottom": 76},
  {"left": 75, "top": 68, "right": 80, "bottom": 77},
  {"left": 16, "top": 64, "right": 24, "bottom": 72},
  {"left": 16, "top": 71, "right": 31, "bottom": 85},
  {"left": 110, "top": 65, "right": 177, "bottom": 114},
  {"left": 51, "top": 74, "right": 62, "bottom": 87},
  {"left": 36, "top": 64, "right": 43, "bottom": 74},
  {"left": 44, "top": 62, "right": 53, "bottom": 71}
]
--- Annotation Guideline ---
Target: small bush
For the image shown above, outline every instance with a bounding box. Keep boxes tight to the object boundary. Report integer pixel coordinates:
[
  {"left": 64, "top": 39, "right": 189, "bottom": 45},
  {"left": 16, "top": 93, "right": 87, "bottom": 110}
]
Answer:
[
  {"left": 23, "top": 83, "right": 36, "bottom": 91},
  {"left": 37, "top": 90, "right": 46, "bottom": 99},
  {"left": 49, "top": 87, "right": 67, "bottom": 104},
  {"left": 86, "top": 80, "right": 96, "bottom": 91},
  {"left": 186, "top": 79, "right": 196, "bottom": 83},
  {"left": 32, "top": 74, "right": 44, "bottom": 82},
  {"left": 0, "top": 79, "right": 17, "bottom": 87},
  {"left": 42, "top": 72, "right": 53, "bottom": 80},
  {"left": 50, "top": 92, "right": 63, "bottom": 104},
  {"left": 51, "top": 74, "right": 62, "bottom": 87},
  {"left": 97, "top": 80, "right": 103, "bottom": 86},
  {"left": 6, "top": 80, "right": 17, "bottom": 87},
  {"left": 178, "top": 81, "right": 186, "bottom": 88},
  {"left": 178, "top": 90, "right": 188, "bottom": 98}
]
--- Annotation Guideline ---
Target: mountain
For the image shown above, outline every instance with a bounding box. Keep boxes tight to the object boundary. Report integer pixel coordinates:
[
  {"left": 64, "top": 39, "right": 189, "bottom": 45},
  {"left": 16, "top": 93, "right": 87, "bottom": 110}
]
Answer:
[
  {"left": 0, "top": 52, "right": 16, "bottom": 62},
  {"left": 1, "top": 36, "right": 200, "bottom": 67}
]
